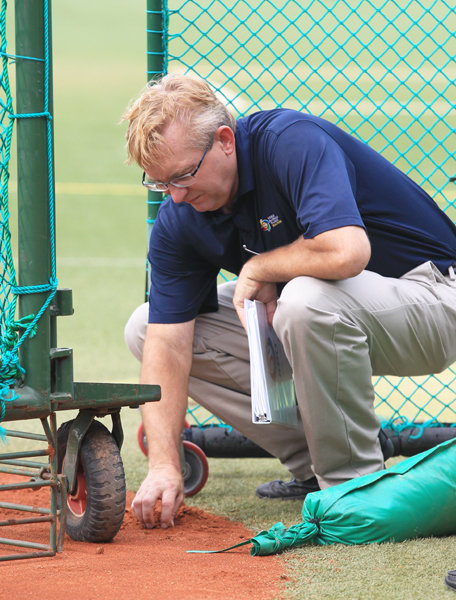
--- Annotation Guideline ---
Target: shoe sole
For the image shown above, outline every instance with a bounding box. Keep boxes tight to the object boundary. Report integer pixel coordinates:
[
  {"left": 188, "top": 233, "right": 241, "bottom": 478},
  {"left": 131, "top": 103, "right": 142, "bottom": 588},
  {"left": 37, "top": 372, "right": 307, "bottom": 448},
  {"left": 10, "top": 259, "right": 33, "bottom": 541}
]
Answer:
[{"left": 255, "top": 492, "right": 310, "bottom": 500}]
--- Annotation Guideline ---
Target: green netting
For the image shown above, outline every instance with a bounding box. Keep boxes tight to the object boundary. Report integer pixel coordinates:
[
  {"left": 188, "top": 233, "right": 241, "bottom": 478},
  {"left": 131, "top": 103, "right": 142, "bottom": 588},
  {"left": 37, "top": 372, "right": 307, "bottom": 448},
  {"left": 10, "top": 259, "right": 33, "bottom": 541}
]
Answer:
[
  {"left": 163, "top": 0, "right": 456, "bottom": 430},
  {"left": 0, "top": 0, "right": 57, "bottom": 433},
  {"left": 0, "top": 0, "right": 21, "bottom": 423}
]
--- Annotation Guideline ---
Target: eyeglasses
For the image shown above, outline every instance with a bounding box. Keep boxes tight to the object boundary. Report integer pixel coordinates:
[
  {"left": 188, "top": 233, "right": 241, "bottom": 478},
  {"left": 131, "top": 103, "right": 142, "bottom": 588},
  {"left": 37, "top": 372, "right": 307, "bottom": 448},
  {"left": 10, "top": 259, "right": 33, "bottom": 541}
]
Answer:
[{"left": 142, "top": 146, "right": 209, "bottom": 193}]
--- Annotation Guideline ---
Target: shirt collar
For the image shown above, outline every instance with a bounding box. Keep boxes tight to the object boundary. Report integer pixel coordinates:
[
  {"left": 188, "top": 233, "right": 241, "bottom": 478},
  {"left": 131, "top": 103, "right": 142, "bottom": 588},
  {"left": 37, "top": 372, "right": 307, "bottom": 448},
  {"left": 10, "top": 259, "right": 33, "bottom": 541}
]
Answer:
[{"left": 233, "top": 119, "right": 255, "bottom": 209}]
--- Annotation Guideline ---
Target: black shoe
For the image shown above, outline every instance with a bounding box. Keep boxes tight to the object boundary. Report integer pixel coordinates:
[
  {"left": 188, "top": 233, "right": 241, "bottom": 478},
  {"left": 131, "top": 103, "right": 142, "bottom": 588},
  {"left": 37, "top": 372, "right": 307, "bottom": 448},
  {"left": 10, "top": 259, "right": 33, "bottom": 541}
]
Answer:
[
  {"left": 256, "top": 476, "right": 320, "bottom": 500},
  {"left": 379, "top": 428, "right": 395, "bottom": 461},
  {"left": 445, "top": 570, "right": 456, "bottom": 591}
]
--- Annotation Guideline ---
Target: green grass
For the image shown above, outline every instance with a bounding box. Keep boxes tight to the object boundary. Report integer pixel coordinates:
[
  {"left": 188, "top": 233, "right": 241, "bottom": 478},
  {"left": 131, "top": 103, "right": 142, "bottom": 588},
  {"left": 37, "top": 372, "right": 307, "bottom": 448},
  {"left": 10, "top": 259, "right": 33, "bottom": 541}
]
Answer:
[
  {"left": 55, "top": 193, "right": 146, "bottom": 383},
  {"left": 49, "top": 1, "right": 149, "bottom": 383},
  {"left": 4, "top": 412, "right": 456, "bottom": 599},
  {"left": 2, "top": 1, "right": 456, "bottom": 598}
]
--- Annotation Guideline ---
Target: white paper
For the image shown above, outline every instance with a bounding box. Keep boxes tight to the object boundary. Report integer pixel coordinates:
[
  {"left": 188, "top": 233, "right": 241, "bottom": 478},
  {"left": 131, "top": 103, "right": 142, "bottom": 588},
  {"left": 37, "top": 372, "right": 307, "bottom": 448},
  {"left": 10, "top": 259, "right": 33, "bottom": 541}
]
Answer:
[{"left": 244, "top": 299, "right": 298, "bottom": 427}]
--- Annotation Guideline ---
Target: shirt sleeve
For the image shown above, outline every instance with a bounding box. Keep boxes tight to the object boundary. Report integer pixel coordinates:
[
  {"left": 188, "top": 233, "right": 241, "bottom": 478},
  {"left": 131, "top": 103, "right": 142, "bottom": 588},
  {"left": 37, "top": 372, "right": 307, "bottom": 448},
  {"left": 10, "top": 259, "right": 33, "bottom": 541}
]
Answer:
[
  {"left": 268, "top": 121, "right": 365, "bottom": 238},
  {"left": 147, "top": 204, "right": 219, "bottom": 324}
]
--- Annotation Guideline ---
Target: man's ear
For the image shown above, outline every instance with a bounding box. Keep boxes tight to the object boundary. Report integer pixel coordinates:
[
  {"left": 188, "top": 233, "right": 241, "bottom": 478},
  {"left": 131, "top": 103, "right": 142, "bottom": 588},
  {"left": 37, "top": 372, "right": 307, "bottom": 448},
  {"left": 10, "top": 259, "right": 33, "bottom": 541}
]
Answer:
[{"left": 216, "top": 125, "right": 236, "bottom": 155}]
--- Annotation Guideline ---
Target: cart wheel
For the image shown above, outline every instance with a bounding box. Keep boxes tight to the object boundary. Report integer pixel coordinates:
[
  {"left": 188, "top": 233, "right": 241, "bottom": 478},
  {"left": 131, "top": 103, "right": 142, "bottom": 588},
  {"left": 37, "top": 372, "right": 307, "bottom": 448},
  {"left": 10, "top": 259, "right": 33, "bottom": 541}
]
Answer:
[
  {"left": 137, "top": 421, "right": 148, "bottom": 456},
  {"left": 182, "top": 440, "right": 209, "bottom": 497},
  {"left": 137, "top": 420, "right": 191, "bottom": 457},
  {"left": 57, "top": 419, "right": 126, "bottom": 543}
]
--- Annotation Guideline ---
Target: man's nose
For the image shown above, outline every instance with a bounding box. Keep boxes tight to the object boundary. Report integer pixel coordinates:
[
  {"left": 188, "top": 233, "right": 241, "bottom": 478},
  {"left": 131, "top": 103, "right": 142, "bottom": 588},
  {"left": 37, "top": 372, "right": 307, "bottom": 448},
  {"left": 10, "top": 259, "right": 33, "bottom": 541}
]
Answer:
[{"left": 169, "top": 185, "right": 188, "bottom": 203}]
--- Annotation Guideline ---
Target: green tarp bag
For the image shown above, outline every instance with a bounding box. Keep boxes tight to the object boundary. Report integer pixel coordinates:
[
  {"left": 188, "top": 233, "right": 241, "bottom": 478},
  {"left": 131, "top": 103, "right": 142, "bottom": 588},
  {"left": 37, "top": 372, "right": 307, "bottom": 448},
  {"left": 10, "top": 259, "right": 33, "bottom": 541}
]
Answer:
[
  {"left": 249, "top": 437, "right": 456, "bottom": 556},
  {"left": 189, "top": 437, "right": 456, "bottom": 556}
]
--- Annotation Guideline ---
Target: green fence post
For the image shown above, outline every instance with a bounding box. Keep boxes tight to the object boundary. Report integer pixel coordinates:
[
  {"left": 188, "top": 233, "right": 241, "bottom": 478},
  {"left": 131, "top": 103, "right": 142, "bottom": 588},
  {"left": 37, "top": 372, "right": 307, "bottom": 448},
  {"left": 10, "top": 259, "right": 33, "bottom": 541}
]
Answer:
[
  {"left": 15, "top": 0, "right": 54, "bottom": 398},
  {"left": 146, "top": 0, "right": 165, "bottom": 80},
  {"left": 145, "top": 0, "right": 165, "bottom": 295}
]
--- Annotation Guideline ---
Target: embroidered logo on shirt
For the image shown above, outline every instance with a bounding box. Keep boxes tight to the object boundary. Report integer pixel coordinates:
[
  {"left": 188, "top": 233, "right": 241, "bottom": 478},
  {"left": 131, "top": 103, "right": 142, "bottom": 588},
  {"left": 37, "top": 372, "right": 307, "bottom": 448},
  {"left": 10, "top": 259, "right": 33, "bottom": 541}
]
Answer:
[{"left": 259, "top": 214, "right": 282, "bottom": 232}]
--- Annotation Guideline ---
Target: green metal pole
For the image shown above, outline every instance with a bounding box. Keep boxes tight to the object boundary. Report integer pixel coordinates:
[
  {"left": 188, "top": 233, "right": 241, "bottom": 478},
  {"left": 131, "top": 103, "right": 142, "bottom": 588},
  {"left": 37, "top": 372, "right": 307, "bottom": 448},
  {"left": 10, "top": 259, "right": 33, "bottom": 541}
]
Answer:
[
  {"left": 145, "top": 0, "right": 165, "bottom": 297},
  {"left": 15, "top": 0, "right": 54, "bottom": 398},
  {"left": 146, "top": 0, "right": 165, "bottom": 81}
]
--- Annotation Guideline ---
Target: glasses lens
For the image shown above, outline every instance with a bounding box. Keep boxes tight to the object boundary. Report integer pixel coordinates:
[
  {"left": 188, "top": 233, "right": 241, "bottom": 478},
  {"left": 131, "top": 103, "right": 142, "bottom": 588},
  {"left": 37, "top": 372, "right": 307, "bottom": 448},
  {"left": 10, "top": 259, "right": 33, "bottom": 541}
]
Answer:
[
  {"left": 143, "top": 179, "right": 168, "bottom": 192},
  {"left": 151, "top": 182, "right": 168, "bottom": 192},
  {"left": 169, "top": 175, "right": 195, "bottom": 188}
]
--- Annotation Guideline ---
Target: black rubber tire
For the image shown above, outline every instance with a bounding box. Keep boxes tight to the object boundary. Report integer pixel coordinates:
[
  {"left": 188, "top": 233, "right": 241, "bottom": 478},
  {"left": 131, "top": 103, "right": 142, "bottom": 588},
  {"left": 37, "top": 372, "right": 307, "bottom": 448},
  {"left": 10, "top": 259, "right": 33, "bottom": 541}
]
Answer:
[{"left": 57, "top": 419, "right": 126, "bottom": 543}]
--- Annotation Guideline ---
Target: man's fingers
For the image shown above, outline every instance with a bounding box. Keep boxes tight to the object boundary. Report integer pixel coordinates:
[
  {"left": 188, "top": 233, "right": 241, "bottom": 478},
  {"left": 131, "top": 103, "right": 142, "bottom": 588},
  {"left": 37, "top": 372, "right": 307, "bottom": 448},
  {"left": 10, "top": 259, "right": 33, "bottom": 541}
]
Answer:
[
  {"left": 160, "top": 486, "right": 184, "bottom": 529},
  {"left": 264, "top": 299, "right": 277, "bottom": 326},
  {"left": 131, "top": 486, "right": 158, "bottom": 528},
  {"left": 131, "top": 468, "right": 184, "bottom": 529},
  {"left": 234, "top": 304, "right": 247, "bottom": 330},
  {"left": 160, "top": 488, "right": 175, "bottom": 528}
]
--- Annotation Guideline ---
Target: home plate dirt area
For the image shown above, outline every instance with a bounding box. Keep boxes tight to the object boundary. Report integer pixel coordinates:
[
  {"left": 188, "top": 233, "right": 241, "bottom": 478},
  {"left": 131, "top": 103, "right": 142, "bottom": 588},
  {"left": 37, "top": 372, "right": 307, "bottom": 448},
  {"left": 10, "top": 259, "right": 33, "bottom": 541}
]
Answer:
[{"left": 0, "top": 476, "right": 286, "bottom": 600}]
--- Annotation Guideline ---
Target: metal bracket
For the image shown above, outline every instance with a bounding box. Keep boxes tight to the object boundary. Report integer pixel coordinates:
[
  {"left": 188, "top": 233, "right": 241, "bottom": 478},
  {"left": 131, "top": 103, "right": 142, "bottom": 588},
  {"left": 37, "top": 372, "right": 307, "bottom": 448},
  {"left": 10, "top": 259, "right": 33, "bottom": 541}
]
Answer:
[
  {"left": 63, "top": 412, "right": 95, "bottom": 495},
  {"left": 110, "top": 411, "right": 124, "bottom": 451}
]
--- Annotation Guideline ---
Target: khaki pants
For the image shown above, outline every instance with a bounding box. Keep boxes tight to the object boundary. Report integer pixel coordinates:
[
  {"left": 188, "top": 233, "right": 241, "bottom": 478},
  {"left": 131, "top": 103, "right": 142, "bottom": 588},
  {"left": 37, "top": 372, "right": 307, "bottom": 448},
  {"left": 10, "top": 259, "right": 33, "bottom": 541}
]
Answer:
[{"left": 125, "top": 261, "right": 456, "bottom": 488}]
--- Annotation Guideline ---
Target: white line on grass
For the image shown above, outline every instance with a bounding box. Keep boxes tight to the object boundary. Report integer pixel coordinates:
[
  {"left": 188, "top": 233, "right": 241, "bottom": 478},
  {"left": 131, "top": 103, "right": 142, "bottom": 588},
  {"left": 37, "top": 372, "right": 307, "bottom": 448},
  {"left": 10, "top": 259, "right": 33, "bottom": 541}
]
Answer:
[
  {"left": 57, "top": 257, "right": 146, "bottom": 267},
  {"left": 55, "top": 182, "right": 144, "bottom": 196},
  {"left": 48, "top": 183, "right": 455, "bottom": 200}
]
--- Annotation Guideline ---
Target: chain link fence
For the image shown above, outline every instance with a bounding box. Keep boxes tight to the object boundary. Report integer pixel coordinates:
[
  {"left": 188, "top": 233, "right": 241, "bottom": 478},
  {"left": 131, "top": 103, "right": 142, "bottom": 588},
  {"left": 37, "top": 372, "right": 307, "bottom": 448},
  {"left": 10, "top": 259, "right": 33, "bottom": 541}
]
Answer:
[{"left": 162, "top": 0, "right": 456, "bottom": 429}]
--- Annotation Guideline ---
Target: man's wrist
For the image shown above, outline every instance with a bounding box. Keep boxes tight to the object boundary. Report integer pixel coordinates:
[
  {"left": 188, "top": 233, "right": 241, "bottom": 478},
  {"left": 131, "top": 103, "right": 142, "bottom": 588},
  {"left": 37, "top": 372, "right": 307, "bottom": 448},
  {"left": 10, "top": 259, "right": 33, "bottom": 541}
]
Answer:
[
  {"left": 241, "top": 255, "right": 262, "bottom": 281},
  {"left": 148, "top": 462, "right": 182, "bottom": 475}
]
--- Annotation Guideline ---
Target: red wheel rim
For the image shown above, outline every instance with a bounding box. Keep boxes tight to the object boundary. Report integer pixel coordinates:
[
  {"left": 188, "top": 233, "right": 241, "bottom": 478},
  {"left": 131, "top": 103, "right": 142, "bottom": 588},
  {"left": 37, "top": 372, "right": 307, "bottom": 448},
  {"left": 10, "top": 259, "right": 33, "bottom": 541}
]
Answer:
[
  {"left": 137, "top": 420, "right": 191, "bottom": 457},
  {"left": 67, "top": 467, "right": 87, "bottom": 517},
  {"left": 137, "top": 422, "right": 148, "bottom": 456},
  {"left": 183, "top": 440, "right": 209, "bottom": 497}
]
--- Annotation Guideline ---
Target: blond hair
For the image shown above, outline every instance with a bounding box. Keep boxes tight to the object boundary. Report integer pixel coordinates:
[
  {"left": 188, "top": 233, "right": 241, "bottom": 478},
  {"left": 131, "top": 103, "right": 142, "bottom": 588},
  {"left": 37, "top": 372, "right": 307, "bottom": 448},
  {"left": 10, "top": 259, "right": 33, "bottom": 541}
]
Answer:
[{"left": 123, "top": 73, "right": 236, "bottom": 168}]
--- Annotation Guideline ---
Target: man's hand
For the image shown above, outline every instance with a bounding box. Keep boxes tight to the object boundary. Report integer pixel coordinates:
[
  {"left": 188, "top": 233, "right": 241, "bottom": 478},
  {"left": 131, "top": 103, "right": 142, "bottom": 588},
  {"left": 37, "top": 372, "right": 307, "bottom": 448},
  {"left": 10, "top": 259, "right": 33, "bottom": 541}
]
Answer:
[
  {"left": 131, "top": 464, "right": 184, "bottom": 529},
  {"left": 233, "top": 262, "right": 277, "bottom": 329},
  {"left": 233, "top": 228, "right": 371, "bottom": 329},
  {"left": 134, "top": 321, "right": 193, "bottom": 529}
]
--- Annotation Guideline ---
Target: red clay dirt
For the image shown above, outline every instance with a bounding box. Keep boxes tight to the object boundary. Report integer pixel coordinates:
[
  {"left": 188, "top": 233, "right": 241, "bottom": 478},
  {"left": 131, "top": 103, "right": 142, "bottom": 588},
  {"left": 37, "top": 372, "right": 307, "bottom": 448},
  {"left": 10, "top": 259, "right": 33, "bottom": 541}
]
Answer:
[{"left": 0, "top": 474, "right": 287, "bottom": 600}]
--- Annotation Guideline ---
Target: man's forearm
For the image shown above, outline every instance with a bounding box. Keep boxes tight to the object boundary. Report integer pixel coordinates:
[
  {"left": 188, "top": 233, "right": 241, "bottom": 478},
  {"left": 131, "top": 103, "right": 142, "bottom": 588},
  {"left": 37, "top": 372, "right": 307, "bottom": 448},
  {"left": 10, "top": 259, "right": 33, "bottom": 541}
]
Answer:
[
  {"left": 242, "top": 226, "right": 371, "bottom": 284},
  {"left": 233, "top": 226, "right": 371, "bottom": 328},
  {"left": 140, "top": 382, "right": 188, "bottom": 472},
  {"left": 140, "top": 322, "right": 194, "bottom": 471}
]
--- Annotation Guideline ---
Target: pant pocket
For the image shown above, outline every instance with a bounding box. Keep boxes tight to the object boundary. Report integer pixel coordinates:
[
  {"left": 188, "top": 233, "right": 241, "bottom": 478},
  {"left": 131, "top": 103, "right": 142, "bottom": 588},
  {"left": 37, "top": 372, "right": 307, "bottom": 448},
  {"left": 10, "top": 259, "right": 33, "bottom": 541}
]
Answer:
[{"left": 399, "top": 260, "right": 447, "bottom": 287}]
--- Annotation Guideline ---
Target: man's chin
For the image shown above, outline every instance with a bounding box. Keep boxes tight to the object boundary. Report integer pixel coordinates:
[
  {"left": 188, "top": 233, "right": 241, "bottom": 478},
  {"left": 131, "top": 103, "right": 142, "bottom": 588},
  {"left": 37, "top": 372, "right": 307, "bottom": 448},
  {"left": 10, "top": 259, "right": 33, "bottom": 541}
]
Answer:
[
  {"left": 188, "top": 198, "right": 214, "bottom": 212},
  {"left": 187, "top": 196, "right": 227, "bottom": 213}
]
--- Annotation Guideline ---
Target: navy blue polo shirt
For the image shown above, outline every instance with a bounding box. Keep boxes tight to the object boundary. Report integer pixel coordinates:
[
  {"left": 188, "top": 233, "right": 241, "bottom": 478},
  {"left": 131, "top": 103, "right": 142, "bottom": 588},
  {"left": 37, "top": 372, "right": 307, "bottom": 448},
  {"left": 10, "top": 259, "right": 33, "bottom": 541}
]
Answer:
[{"left": 148, "top": 109, "right": 456, "bottom": 324}]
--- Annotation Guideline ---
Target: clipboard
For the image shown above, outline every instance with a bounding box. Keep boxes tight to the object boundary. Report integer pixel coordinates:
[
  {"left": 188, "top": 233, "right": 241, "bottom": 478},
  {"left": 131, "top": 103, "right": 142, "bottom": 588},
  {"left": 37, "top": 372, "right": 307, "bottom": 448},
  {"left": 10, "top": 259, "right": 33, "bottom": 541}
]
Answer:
[{"left": 244, "top": 299, "right": 298, "bottom": 427}]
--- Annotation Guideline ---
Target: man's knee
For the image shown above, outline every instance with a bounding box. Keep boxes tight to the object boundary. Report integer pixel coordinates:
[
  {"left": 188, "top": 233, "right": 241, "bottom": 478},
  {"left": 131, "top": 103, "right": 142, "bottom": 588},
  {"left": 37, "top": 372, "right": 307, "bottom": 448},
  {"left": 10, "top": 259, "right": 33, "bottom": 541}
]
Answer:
[
  {"left": 124, "top": 302, "right": 149, "bottom": 362},
  {"left": 274, "top": 276, "right": 334, "bottom": 334},
  {"left": 216, "top": 280, "right": 236, "bottom": 308}
]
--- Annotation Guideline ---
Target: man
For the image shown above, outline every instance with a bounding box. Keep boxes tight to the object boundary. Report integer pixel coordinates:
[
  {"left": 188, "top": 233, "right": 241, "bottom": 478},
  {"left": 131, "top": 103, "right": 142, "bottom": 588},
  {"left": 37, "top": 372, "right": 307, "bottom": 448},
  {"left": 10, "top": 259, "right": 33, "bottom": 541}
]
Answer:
[{"left": 122, "top": 73, "right": 456, "bottom": 529}]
